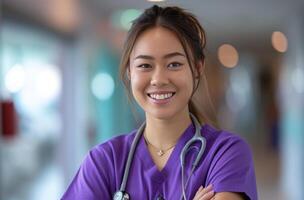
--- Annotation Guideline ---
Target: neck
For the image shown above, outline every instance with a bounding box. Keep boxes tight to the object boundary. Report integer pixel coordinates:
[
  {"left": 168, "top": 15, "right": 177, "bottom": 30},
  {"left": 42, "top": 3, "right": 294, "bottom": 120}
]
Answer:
[{"left": 144, "top": 110, "right": 192, "bottom": 149}]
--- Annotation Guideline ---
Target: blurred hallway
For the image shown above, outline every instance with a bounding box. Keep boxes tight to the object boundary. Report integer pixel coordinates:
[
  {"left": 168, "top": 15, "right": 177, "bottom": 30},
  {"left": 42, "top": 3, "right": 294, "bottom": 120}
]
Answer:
[{"left": 1, "top": 0, "right": 304, "bottom": 199}]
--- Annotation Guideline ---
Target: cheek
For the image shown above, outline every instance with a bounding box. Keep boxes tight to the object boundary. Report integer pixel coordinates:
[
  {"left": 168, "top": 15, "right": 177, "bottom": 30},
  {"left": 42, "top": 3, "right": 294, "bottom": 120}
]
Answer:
[
  {"left": 130, "top": 72, "right": 146, "bottom": 95},
  {"left": 180, "top": 71, "right": 194, "bottom": 93}
]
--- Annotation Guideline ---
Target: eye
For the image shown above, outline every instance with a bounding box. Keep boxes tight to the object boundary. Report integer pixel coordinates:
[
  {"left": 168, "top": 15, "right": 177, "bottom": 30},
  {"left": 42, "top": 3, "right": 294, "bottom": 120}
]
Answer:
[
  {"left": 168, "top": 62, "right": 183, "bottom": 68},
  {"left": 137, "top": 63, "right": 152, "bottom": 69}
]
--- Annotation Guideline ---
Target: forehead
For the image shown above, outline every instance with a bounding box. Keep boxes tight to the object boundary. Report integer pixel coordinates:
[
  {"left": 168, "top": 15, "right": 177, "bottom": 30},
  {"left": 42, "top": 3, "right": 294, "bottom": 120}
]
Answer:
[{"left": 130, "top": 26, "right": 186, "bottom": 58}]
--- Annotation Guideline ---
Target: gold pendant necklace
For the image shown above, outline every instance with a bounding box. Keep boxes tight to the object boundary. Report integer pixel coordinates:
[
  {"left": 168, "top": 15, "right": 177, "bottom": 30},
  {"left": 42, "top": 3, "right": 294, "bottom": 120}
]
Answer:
[
  {"left": 157, "top": 149, "right": 165, "bottom": 156},
  {"left": 144, "top": 135, "right": 176, "bottom": 157}
]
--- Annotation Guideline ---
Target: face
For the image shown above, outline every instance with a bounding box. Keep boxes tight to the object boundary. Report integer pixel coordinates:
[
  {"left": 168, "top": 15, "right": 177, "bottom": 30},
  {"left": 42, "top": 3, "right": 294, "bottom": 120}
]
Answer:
[{"left": 129, "top": 26, "right": 194, "bottom": 120}]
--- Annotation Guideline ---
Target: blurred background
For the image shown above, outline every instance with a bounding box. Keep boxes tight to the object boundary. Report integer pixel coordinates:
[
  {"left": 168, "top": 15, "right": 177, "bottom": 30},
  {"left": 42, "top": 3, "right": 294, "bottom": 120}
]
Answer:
[{"left": 1, "top": 0, "right": 304, "bottom": 199}]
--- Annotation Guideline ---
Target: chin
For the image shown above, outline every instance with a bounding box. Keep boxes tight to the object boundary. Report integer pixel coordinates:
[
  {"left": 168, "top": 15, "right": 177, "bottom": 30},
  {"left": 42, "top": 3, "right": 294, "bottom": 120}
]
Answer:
[
  {"left": 146, "top": 110, "right": 169, "bottom": 120},
  {"left": 146, "top": 108, "right": 183, "bottom": 121}
]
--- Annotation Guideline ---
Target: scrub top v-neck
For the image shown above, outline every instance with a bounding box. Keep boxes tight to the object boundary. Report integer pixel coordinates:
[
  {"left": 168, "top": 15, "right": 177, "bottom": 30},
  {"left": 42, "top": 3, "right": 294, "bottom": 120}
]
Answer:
[
  {"left": 132, "top": 124, "right": 196, "bottom": 199},
  {"left": 61, "top": 124, "right": 258, "bottom": 200}
]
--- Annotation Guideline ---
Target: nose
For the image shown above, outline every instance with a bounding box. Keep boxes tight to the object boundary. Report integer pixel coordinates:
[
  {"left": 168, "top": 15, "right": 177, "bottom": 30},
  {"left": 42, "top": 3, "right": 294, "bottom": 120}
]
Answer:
[{"left": 150, "top": 67, "right": 169, "bottom": 86}]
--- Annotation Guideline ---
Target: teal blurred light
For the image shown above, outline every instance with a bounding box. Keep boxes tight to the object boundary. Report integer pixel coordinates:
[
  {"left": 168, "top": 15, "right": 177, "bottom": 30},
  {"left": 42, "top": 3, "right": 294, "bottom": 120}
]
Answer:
[
  {"left": 91, "top": 72, "right": 115, "bottom": 100},
  {"left": 111, "top": 9, "right": 142, "bottom": 30}
]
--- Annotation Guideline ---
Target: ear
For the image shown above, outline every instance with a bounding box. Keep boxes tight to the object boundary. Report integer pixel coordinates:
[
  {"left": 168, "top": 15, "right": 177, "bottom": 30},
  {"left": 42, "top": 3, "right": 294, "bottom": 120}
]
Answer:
[
  {"left": 195, "top": 59, "right": 205, "bottom": 79},
  {"left": 127, "top": 67, "right": 131, "bottom": 80}
]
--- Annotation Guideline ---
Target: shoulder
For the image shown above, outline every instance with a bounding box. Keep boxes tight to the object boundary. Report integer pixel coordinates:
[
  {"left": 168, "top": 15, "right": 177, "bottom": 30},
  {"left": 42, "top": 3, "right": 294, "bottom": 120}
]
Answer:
[
  {"left": 61, "top": 131, "right": 138, "bottom": 199},
  {"left": 90, "top": 129, "right": 137, "bottom": 160},
  {"left": 202, "top": 124, "right": 255, "bottom": 171},
  {"left": 202, "top": 124, "right": 252, "bottom": 157},
  {"left": 202, "top": 124, "right": 247, "bottom": 143},
  {"left": 78, "top": 130, "right": 138, "bottom": 188}
]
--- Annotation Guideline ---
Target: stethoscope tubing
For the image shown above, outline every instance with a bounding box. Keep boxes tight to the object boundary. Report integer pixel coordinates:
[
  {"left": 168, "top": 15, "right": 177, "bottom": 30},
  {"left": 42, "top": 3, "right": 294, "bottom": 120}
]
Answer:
[
  {"left": 120, "top": 122, "right": 146, "bottom": 191},
  {"left": 114, "top": 113, "right": 206, "bottom": 200}
]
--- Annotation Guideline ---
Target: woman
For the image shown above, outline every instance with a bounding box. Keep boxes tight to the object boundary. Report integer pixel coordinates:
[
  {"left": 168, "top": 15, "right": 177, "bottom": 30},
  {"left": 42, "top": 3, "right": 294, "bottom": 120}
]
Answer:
[{"left": 61, "top": 5, "right": 258, "bottom": 200}]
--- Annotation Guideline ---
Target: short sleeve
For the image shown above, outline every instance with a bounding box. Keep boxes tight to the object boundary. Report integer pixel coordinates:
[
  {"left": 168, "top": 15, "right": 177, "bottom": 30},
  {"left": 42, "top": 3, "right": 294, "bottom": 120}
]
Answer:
[
  {"left": 206, "top": 135, "right": 258, "bottom": 200},
  {"left": 61, "top": 147, "right": 113, "bottom": 200}
]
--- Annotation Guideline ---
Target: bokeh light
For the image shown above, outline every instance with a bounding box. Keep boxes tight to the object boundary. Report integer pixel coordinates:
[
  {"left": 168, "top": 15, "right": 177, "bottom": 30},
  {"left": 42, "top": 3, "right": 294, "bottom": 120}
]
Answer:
[
  {"left": 4, "top": 64, "right": 26, "bottom": 93},
  {"left": 91, "top": 73, "right": 115, "bottom": 100},
  {"left": 218, "top": 44, "right": 239, "bottom": 68},
  {"left": 18, "top": 63, "right": 61, "bottom": 115},
  {"left": 111, "top": 9, "right": 142, "bottom": 30},
  {"left": 271, "top": 31, "right": 288, "bottom": 53}
]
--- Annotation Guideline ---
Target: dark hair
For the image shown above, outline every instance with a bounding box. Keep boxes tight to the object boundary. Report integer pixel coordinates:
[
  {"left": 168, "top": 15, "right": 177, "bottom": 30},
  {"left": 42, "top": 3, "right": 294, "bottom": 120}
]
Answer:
[{"left": 120, "top": 5, "right": 216, "bottom": 125}]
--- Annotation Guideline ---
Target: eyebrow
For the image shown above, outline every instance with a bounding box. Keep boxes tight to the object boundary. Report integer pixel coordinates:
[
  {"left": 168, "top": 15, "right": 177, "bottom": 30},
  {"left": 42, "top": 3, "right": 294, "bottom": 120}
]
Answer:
[{"left": 134, "top": 52, "right": 185, "bottom": 60}]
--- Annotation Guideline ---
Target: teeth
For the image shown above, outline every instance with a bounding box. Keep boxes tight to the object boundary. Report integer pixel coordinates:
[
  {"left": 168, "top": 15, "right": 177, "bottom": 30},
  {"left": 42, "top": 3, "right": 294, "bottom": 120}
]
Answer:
[{"left": 150, "top": 93, "right": 174, "bottom": 100}]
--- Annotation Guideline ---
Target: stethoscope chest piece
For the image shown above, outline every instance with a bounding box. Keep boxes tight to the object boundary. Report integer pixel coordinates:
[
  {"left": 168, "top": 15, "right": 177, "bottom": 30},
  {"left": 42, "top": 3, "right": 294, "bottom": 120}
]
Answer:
[{"left": 113, "top": 191, "right": 130, "bottom": 200}]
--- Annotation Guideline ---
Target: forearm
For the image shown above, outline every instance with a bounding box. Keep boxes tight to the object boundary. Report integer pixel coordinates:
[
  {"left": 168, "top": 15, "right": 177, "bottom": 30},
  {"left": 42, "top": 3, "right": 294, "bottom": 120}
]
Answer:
[{"left": 193, "top": 185, "right": 245, "bottom": 200}]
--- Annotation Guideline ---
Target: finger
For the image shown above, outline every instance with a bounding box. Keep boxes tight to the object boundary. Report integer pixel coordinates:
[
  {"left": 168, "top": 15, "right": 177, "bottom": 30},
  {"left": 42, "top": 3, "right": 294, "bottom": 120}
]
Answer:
[
  {"left": 193, "top": 190, "right": 215, "bottom": 200},
  {"left": 199, "top": 184, "right": 213, "bottom": 196},
  {"left": 201, "top": 190, "right": 215, "bottom": 200},
  {"left": 193, "top": 186, "right": 203, "bottom": 200},
  {"left": 201, "top": 184, "right": 213, "bottom": 194},
  {"left": 193, "top": 184, "right": 213, "bottom": 199},
  {"left": 195, "top": 186, "right": 203, "bottom": 195}
]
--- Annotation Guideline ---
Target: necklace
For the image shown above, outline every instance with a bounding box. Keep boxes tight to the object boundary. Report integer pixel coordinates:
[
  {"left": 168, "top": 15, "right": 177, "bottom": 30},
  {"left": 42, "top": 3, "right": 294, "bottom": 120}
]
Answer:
[{"left": 144, "top": 135, "right": 176, "bottom": 157}]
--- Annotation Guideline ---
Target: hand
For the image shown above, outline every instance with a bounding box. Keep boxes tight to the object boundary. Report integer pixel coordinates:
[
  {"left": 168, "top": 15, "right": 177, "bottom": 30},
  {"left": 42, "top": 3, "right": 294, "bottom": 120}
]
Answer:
[{"left": 193, "top": 184, "right": 215, "bottom": 200}]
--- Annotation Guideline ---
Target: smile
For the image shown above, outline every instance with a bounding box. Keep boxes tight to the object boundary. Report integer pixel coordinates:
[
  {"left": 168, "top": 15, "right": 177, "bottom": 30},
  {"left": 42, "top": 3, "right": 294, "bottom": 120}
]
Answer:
[{"left": 147, "top": 92, "right": 176, "bottom": 100}]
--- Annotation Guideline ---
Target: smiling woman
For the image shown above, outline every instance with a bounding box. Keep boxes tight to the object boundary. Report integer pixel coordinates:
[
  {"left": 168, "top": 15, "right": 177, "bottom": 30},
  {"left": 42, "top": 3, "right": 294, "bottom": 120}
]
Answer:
[{"left": 61, "top": 5, "right": 258, "bottom": 200}]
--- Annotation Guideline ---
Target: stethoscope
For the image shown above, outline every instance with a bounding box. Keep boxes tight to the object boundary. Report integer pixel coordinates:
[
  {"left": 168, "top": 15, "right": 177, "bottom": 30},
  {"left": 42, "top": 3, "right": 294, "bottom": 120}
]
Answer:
[{"left": 113, "top": 113, "right": 206, "bottom": 200}]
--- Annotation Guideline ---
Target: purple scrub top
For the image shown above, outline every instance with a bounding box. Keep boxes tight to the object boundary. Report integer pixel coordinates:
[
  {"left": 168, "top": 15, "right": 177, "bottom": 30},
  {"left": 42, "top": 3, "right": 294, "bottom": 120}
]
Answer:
[{"left": 61, "top": 124, "right": 258, "bottom": 200}]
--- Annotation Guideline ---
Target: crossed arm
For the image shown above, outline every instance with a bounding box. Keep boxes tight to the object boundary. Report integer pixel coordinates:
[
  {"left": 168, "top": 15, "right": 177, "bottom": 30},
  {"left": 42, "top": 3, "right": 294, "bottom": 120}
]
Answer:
[{"left": 193, "top": 184, "right": 245, "bottom": 200}]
